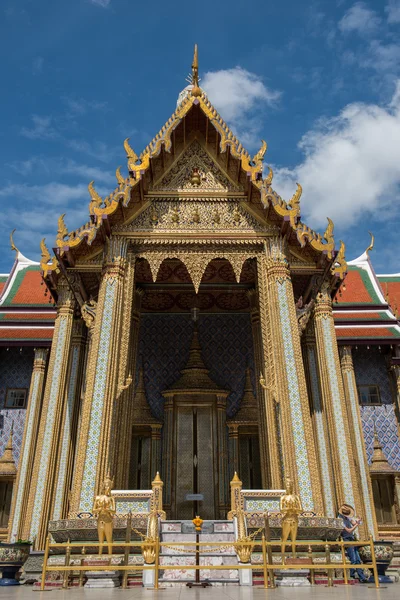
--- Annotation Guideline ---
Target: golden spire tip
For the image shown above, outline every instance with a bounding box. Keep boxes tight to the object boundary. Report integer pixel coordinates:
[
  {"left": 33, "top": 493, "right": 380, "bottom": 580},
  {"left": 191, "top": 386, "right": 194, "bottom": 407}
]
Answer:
[{"left": 191, "top": 43, "right": 201, "bottom": 97}]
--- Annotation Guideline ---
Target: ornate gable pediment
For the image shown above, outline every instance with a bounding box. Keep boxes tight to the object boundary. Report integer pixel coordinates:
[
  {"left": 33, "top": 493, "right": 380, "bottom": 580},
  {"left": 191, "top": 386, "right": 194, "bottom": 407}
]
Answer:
[
  {"left": 151, "top": 140, "right": 243, "bottom": 193},
  {"left": 113, "top": 200, "right": 276, "bottom": 235}
]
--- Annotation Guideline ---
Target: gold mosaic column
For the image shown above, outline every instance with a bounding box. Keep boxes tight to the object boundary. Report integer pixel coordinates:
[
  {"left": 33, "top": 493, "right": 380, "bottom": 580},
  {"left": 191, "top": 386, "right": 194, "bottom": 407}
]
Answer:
[
  {"left": 116, "top": 284, "right": 142, "bottom": 489},
  {"left": 256, "top": 256, "right": 282, "bottom": 490},
  {"left": 247, "top": 289, "right": 271, "bottom": 487},
  {"left": 52, "top": 320, "right": 87, "bottom": 520},
  {"left": 71, "top": 237, "right": 130, "bottom": 513},
  {"left": 8, "top": 348, "right": 49, "bottom": 541},
  {"left": 314, "top": 283, "right": 361, "bottom": 517},
  {"left": 258, "top": 238, "right": 323, "bottom": 512},
  {"left": 24, "top": 279, "right": 75, "bottom": 547},
  {"left": 302, "top": 326, "right": 336, "bottom": 517},
  {"left": 340, "top": 346, "right": 378, "bottom": 537}
]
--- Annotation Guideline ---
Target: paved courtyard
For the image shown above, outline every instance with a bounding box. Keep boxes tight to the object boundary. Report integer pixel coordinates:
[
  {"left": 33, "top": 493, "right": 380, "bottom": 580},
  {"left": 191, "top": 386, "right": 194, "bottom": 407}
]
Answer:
[{"left": 0, "top": 586, "right": 399, "bottom": 600}]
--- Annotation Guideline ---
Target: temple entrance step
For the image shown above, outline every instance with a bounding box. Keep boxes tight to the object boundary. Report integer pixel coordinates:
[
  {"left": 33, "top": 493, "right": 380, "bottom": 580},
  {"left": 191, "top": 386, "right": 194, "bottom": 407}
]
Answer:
[{"left": 159, "top": 520, "right": 239, "bottom": 585}]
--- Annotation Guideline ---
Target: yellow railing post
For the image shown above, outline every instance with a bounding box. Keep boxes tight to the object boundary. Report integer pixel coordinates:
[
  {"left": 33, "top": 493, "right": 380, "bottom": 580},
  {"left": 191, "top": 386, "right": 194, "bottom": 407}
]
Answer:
[
  {"left": 369, "top": 535, "right": 380, "bottom": 589},
  {"left": 79, "top": 546, "right": 86, "bottom": 587},
  {"left": 261, "top": 534, "right": 268, "bottom": 589},
  {"left": 340, "top": 539, "right": 348, "bottom": 585},
  {"left": 62, "top": 538, "right": 71, "bottom": 589},
  {"left": 122, "top": 512, "right": 132, "bottom": 589},
  {"left": 325, "top": 543, "right": 333, "bottom": 587},
  {"left": 308, "top": 545, "right": 315, "bottom": 585},
  {"left": 154, "top": 536, "right": 160, "bottom": 590},
  {"left": 264, "top": 513, "right": 275, "bottom": 588},
  {"left": 40, "top": 535, "right": 50, "bottom": 591}
]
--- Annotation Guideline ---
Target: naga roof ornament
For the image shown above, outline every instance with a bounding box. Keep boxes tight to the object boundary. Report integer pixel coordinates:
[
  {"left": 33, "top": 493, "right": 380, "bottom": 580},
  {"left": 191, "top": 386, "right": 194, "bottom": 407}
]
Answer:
[
  {"left": 40, "top": 238, "right": 59, "bottom": 277},
  {"left": 365, "top": 231, "right": 374, "bottom": 256},
  {"left": 331, "top": 240, "right": 347, "bottom": 280}
]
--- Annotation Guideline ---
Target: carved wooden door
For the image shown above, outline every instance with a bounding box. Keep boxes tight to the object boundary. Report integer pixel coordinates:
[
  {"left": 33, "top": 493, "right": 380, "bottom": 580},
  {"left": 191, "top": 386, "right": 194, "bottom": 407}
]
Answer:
[{"left": 173, "top": 399, "right": 217, "bottom": 520}]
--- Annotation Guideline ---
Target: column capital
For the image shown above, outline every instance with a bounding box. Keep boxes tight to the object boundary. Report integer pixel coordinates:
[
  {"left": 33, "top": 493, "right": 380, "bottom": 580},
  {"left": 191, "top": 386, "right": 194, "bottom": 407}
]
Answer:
[
  {"left": 56, "top": 277, "right": 75, "bottom": 313},
  {"left": 263, "top": 237, "right": 290, "bottom": 280},
  {"left": 103, "top": 236, "right": 129, "bottom": 274},
  {"left": 314, "top": 281, "right": 333, "bottom": 318},
  {"left": 33, "top": 347, "right": 49, "bottom": 370},
  {"left": 340, "top": 345, "right": 354, "bottom": 372}
]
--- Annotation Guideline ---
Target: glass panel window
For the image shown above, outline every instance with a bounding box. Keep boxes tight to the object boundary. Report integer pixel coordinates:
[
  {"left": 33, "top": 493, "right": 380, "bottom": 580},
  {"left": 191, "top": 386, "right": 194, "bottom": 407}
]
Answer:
[
  {"left": 357, "top": 385, "right": 381, "bottom": 405},
  {"left": 5, "top": 388, "right": 27, "bottom": 409}
]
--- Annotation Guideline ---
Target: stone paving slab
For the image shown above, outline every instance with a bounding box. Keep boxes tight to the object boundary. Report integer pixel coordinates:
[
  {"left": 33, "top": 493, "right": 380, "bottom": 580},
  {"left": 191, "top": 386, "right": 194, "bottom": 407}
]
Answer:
[{"left": 1, "top": 583, "right": 398, "bottom": 600}]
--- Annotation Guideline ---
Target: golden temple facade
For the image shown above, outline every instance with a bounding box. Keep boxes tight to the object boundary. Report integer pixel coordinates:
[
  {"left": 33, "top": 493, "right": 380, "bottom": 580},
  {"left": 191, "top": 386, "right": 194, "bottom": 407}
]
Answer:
[{"left": 6, "top": 47, "right": 399, "bottom": 549}]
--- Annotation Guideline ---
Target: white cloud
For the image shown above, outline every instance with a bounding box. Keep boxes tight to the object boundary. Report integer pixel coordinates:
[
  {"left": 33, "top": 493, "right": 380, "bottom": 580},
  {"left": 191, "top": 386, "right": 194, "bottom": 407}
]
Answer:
[
  {"left": 386, "top": 0, "right": 400, "bottom": 23},
  {"left": 62, "top": 96, "right": 108, "bottom": 115},
  {"left": 339, "top": 2, "right": 381, "bottom": 34},
  {"left": 89, "top": 0, "right": 111, "bottom": 7},
  {"left": 20, "top": 115, "right": 58, "bottom": 140},
  {"left": 272, "top": 81, "right": 400, "bottom": 230},
  {"left": 67, "top": 139, "right": 115, "bottom": 162},
  {"left": 0, "top": 182, "right": 87, "bottom": 207},
  {"left": 8, "top": 156, "right": 115, "bottom": 186},
  {"left": 202, "top": 67, "right": 281, "bottom": 148}
]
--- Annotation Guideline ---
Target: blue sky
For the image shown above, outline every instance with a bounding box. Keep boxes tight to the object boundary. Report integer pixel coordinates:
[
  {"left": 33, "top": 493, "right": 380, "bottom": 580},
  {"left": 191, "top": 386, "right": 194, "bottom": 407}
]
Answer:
[{"left": 1, "top": 0, "right": 400, "bottom": 273}]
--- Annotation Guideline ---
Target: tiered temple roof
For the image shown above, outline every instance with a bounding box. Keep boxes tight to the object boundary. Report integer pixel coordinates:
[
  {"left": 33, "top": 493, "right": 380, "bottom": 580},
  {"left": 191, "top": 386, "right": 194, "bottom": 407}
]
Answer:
[
  {"left": 333, "top": 247, "right": 400, "bottom": 344},
  {"left": 0, "top": 249, "right": 55, "bottom": 346}
]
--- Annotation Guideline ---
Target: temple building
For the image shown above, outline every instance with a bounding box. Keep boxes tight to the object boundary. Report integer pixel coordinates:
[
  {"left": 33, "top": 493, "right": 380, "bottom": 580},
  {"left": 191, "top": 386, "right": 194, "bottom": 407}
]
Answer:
[{"left": 1, "top": 49, "right": 400, "bottom": 548}]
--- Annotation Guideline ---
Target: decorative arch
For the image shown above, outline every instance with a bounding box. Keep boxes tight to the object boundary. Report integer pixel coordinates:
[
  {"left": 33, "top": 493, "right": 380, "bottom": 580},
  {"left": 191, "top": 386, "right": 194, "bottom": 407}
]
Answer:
[{"left": 137, "top": 250, "right": 259, "bottom": 294}]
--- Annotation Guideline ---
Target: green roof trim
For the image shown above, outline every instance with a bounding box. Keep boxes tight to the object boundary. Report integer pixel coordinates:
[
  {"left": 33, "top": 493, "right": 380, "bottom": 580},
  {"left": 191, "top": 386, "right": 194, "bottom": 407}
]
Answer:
[
  {"left": 378, "top": 276, "right": 400, "bottom": 283},
  {"left": 2, "top": 265, "right": 48, "bottom": 308}
]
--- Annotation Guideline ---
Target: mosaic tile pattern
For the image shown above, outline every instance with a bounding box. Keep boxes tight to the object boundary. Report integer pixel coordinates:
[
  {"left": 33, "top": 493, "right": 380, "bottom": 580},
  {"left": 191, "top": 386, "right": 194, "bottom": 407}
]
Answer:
[
  {"left": 276, "top": 281, "right": 313, "bottom": 510},
  {"left": 353, "top": 347, "right": 393, "bottom": 404},
  {"left": 321, "top": 318, "right": 355, "bottom": 507},
  {"left": 114, "top": 499, "right": 150, "bottom": 514},
  {"left": 0, "top": 346, "right": 34, "bottom": 464},
  {"left": 244, "top": 498, "right": 280, "bottom": 511},
  {"left": 344, "top": 370, "right": 375, "bottom": 534},
  {"left": 361, "top": 404, "right": 400, "bottom": 470},
  {"left": 30, "top": 317, "right": 69, "bottom": 540},
  {"left": 10, "top": 368, "right": 41, "bottom": 541},
  {"left": 53, "top": 345, "right": 80, "bottom": 520},
  {"left": 137, "top": 314, "right": 255, "bottom": 419},
  {"left": 307, "top": 346, "right": 335, "bottom": 517},
  {"left": 80, "top": 281, "right": 117, "bottom": 511}
]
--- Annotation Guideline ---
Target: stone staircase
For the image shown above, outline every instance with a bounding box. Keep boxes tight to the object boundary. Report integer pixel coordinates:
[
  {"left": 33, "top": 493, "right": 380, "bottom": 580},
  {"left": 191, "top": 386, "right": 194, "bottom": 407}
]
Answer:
[{"left": 159, "top": 520, "right": 239, "bottom": 586}]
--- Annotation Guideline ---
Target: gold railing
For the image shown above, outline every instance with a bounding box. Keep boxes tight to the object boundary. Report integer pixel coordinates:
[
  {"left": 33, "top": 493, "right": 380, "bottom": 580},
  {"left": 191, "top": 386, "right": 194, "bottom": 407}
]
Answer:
[{"left": 40, "top": 535, "right": 380, "bottom": 590}]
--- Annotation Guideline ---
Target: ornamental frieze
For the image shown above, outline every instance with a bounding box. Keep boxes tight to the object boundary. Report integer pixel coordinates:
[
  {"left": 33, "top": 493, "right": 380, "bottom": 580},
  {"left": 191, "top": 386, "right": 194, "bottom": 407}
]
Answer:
[{"left": 113, "top": 201, "right": 275, "bottom": 234}]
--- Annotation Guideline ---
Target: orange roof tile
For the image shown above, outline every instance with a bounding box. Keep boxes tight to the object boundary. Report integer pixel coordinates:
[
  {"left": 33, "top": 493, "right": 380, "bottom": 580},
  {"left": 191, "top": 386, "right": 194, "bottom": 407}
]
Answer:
[
  {"left": 333, "top": 311, "right": 391, "bottom": 321},
  {"left": 0, "top": 312, "right": 56, "bottom": 321},
  {"left": 378, "top": 278, "right": 400, "bottom": 316},
  {"left": 0, "top": 327, "right": 53, "bottom": 340},
  {"left": 2, "top": 267, "right": 49, "bottom": 307},
  {"left": 335, "top": 327, "right": 400, "bottom": 339},
  {"left": 335, "top": 267, "right": 380, "bottom": 305}
]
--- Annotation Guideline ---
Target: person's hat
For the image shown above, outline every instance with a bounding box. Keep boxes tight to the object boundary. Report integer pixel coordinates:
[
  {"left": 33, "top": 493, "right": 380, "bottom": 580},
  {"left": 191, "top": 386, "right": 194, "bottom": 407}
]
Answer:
[{"left": 339, "top": 503, "right": 355, "bottom": 518}]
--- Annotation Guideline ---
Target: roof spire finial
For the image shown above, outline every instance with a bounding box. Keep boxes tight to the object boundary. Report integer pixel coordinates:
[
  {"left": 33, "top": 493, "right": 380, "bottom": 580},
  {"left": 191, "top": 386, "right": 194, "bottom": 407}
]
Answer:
[
  {"left": 191, "top": 44, "right": 202, "bottom": 98},
  {"left": 365, "top": 231, "right": 374, "bottom": 256}
]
